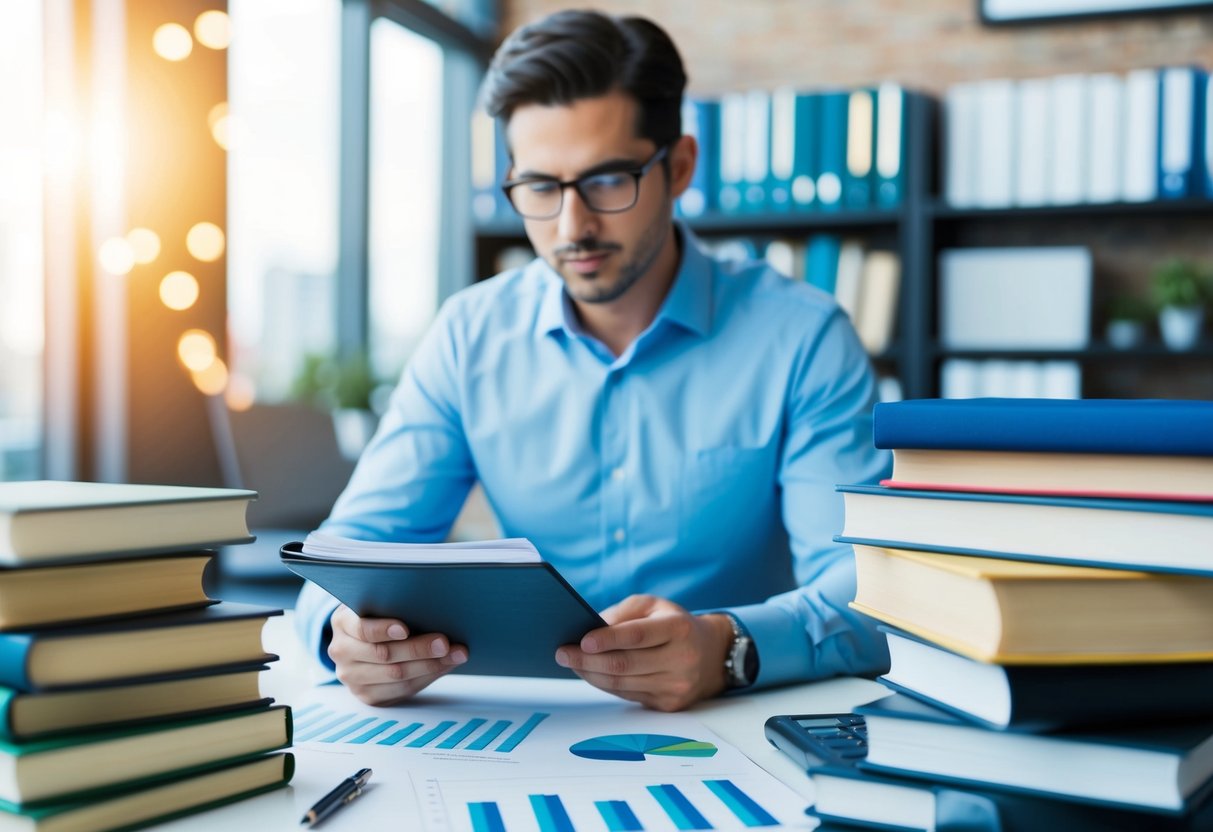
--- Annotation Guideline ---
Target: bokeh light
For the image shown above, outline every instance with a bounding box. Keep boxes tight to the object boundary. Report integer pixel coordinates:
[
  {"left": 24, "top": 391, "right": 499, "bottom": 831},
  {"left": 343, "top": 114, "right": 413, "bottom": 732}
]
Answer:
[
  {"left": 177, "top": 329, "right": 217, "bottom": 372},
  {"left": 192, "top": 357, "right": 229, "bottom": 396},
  {"left": 186, "top": 222, "right": 225, "bottom": 262},
  {"left": 98, "top": 237, "right": 135, "bottom": 276},
  {"left": 126, "top": 228, "right": 161, "bottom": 265},
  {"left": 194, "top": 10, "right": 230, "bottom": 50},
  {"left": 159, "top": 271, "right": 199, "bottom": 311},
  {"left": 152, "top": 23, "right": 193, "bottom": 62},
  {"left": 225, "top": 373, "right": 256, "bottom": 411},
  {"left": 207, "top": 102, "right": 231, "bottom": 150}
]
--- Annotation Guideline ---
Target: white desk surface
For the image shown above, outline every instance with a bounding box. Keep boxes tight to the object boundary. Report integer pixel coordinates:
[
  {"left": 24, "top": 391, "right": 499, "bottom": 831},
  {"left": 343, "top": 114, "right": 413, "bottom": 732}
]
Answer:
[{"left": 155, "top": 613, "right": 885, "bottom": 830}]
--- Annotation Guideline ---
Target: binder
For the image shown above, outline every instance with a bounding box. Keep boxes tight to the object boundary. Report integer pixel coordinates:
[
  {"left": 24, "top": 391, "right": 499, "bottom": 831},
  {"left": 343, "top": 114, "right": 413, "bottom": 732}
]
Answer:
[
  {"left": 718, "top": 92, "right": 746, "bottom": 214},
  {"left": 944, "top": 82, "right": 978, "bottom": 207},
  {"left": 791, "top": 91, "right": 821, "bottom": 210},
  {"left": 844, "top": 87, "right": 875, "bottom": 209},
  {"left": 875, "top": 83, "right": 907, "bottom": 209},
  {"left": 1159, "top": 67, "right": 1203, "bottom": 199},
  {"left": 1048, "top": 74, "right": 1087, "bottom": 205},
  {"left": 470, "top": 110, "right": 499, "bottom": 222},
  {"left": 1013, "top": 78, "right": 1050, "bottom": 207},
  {"left": 975, "top": 78, "right": 1015, "bottom": 208},
  {"left": 1204, "top": 72, "right": 1213, "bottom": 197},
  {"left": 767, "top": 86, "right": 796, "bottom": 212},
  {"left": 1086, "top": 73, "right": 1124, "bottom": 203},
  {"left": 816, "top": 90, "right": 849, "bottom": 211},
  {"left": 804, "top": 234, "right": 842, "bottom": 294},
  {"left": 743, "top": 89, "right": 771, "bottom": 212},
  {"left": 678, "top": 98, "right": 719, "bottom": 218},
  {"left": 1122, "top": 68, "right": 1160, "bottom": 202}
]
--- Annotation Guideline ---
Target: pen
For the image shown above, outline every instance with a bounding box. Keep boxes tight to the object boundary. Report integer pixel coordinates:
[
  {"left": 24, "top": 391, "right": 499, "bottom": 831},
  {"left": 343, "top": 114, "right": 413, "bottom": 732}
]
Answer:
[{"left": 300, "top": 768, "right": 373, "bottom": 827}]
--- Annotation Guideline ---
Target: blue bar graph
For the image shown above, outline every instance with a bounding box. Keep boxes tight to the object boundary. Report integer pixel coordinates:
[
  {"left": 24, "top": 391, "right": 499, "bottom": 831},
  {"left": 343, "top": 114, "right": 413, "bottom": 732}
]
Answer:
[
  {"left": 529, "top": 795, "right": 575, "bottom": 832},
  {"left": 466, "top": 719, "right": 512, "bottom": 751},
  {"left": 468, "top": 802, "right": 506, "bottom": 832},
  {"left": 496, "top": 712, "right": 549, "bottom": 752},
  {"left": 378, "top": 722, "right": 423, "bottom": 746},
  {"left": 319, "top": 717, "right": 377, "bottom": 743},
  {"left": 596, "top": 800, "right": 644, "bottom": 831},
  {"left": 292, "top": 709, "right": 334, "bottom": 733},
  {"left": 350, "top": 720, "right": 397, "bottom": 744},
  {"left": 704, "top": 780, "right": 777, "bottom": 827},
  {"left": 438, "top": 718, "right": 488, "bottom": 750},
  {"left": 648, "top": 785, "right": 712, "bottom": 830},
  {"left": 407, "top": 720, "right": 457, "bottom": 748},
  {"left": 294, "top": 713, "right": 355, "bottom": 743},
  {"left": 293, "top": 703, "right": 323, "bottom": 720}
]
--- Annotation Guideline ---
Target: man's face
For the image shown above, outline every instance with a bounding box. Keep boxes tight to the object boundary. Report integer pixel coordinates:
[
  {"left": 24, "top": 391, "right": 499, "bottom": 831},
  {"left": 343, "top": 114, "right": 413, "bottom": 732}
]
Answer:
[{"left": 506, "top": 91, "right": 676, "bottom": 306}]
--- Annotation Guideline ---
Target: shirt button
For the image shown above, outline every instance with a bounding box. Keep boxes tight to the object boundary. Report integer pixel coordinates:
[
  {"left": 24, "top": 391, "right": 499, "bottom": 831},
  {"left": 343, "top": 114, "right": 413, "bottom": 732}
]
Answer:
[
  {"left": 613, "top": 528, "right": 626, "bottom": 543},
  {"left": 611, "top": 467, "right": 625, "bottom": 481}
]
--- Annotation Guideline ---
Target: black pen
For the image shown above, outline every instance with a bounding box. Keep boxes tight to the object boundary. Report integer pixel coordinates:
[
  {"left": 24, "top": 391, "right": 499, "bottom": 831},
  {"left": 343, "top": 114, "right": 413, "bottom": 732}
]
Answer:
[{"left": 300, "top": 768, "right": 373, "bottom": 827}]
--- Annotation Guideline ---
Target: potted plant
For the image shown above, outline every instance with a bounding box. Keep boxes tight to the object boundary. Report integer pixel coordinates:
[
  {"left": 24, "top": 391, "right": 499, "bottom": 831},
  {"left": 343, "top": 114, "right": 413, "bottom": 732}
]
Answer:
[
  {"left": 1103, "top": 293, "right": 1152, "bottom": 350},
  {"left": 1150, "top": 258, "right": 1210, "bottom": 351},
  {"left": 291, "top": 352, "right": 383, "bottom": 458}
]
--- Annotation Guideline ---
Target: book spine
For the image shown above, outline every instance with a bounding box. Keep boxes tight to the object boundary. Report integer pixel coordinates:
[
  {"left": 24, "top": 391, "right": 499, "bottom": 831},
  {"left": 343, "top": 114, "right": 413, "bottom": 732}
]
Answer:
[{"left": 0, "top": 636, "right": 33, "bottom": 691}]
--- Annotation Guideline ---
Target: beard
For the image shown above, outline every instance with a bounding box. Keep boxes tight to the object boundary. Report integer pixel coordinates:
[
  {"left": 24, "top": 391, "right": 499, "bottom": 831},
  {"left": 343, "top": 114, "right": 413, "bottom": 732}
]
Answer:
[{"left": 551, "top": 217, "right": 668, "bottom": 305}]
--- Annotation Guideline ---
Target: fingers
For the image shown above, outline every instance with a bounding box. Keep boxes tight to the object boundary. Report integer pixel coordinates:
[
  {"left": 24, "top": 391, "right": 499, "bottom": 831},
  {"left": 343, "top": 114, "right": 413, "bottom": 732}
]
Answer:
[
  {"left": 332, "top": 605, "right": 409, "bottom": 643},
  {"left": 580, "top": 614, "right": 689, "bottom": 654},
  {"left": 599, "top": 594, "right": 664, "bottom": 626}
]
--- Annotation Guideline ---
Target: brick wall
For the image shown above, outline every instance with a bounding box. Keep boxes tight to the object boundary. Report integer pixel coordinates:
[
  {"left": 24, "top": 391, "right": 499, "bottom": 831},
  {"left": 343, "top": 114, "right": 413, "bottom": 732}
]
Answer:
[{"left": 501, "top": 0, "right": 1213, "bottom": 96}]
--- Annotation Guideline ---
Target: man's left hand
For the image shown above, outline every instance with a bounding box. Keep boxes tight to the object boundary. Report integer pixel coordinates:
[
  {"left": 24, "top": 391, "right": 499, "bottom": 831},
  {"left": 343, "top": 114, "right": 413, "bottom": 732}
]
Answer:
[{"left": 555, "top": 595, "right": 735, "bottom": 711}]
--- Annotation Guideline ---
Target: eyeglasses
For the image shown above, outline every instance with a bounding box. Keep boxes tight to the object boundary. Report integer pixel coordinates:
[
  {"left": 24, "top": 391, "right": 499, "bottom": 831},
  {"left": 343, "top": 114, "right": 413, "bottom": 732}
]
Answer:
[{"left": 501, "top": 145, "right": 670, "bottom": 220}]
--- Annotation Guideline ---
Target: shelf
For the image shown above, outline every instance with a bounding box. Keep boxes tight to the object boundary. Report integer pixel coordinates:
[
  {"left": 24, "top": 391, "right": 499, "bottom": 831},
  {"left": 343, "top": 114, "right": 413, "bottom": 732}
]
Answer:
[
  {"left": 929, "top": 198, "right": 1213, "bottom": 222},
  {"left": 933, "top": 343, "right": 1213, "bottom": 361}
]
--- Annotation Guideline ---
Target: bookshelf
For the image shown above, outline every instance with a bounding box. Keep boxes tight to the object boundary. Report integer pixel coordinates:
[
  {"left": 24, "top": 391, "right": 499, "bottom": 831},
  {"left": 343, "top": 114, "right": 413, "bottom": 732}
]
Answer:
[{"left": 473, "top": 92, "right": 1213, "bottom": 401}]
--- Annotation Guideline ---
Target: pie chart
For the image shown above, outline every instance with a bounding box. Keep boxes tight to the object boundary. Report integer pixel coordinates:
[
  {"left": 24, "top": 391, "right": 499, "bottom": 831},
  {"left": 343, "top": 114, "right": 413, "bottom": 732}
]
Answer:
[{"left": 569, "top": 734, "right": 718, "bottom": 762}]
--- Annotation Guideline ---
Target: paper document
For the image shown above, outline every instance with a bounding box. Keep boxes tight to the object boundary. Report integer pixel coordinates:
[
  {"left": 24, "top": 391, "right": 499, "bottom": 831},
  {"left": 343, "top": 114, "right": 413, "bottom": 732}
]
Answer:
[{"left": 301, "top": 532, "right": 541, "bottom": 563}]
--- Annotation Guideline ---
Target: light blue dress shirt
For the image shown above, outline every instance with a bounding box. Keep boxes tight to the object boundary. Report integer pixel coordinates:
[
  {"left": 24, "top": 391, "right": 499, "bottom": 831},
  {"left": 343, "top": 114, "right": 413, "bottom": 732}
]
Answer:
[{"left": 296, "top": 224, "right": 892, "bottom": 689}]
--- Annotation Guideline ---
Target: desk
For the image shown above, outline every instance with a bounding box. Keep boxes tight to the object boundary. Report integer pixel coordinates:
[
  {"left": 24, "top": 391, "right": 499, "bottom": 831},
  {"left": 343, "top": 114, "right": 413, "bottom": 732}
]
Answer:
[{"left": 156, "top": 613, "right": 885, "bottom": 831}]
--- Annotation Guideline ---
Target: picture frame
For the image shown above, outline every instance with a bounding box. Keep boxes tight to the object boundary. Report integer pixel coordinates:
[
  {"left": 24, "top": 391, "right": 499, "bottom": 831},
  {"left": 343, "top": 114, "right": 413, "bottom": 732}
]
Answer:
[{"left": 980, "top": 0, "right": 1213, "bottom": 24}]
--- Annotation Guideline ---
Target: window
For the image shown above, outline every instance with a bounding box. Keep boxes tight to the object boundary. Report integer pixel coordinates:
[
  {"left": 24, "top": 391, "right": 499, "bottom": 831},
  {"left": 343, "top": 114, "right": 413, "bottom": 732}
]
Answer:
[
  {"left": 0, "top": 1, "right": 44, "bottom": 481},
  {"left": 227, "top": 0, "right": 342, "bottom": 402},
  {"left": 367, "top": 17, "right": 444, "bottom": 379}
]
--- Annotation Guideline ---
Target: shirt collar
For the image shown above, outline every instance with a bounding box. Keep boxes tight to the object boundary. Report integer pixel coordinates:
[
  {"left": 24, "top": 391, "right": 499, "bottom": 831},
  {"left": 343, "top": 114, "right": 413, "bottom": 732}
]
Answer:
[{"left": 534, "top": 221, "right": 715, "bottom": 339}]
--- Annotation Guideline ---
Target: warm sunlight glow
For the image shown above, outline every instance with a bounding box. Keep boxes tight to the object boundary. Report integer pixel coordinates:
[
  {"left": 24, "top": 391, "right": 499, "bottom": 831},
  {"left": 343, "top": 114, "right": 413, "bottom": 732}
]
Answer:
[
  {"left": 98, "top": 237, "right": 135, "bottom": 276},
  {"left": 186, "top": 222, "right": 225, "bottom": 262},
  {"left": 152, "top": 23, "right": 193, "bottom": 62},
  {"left": 194, "top": 11, "right": 231, "bottom": 50},
  {"left": 159, "top": 271, "right": 200, "bottom": 311},
  {"left": 191, "top": 356, "right": 229, "bottom": 396},
  {"left": 224, "top": 373, "right": 256, "bottom": 411},
  {"left": 177, "top": 329, "right": 217, "bottom": 372},
  {"left": 126, "top": 228, "right": 161, "bottom": 265}
]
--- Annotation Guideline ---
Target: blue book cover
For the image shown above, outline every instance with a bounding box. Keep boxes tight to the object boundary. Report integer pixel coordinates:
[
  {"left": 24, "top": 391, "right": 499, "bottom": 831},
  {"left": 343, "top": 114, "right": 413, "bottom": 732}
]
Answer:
[
  {"left": 857, "top": 693, "right": 1213, "bottom": 815},
  {"left": 804, "top": 234, "right": 841, "bottom": 293},
  {"left": 872, "top": 398, "right": 1213, "bottom": 455},
  {"left": 817, "top": 91, "right": 849, "bottom": 211},
  {"left": 677, "top": 98, "right": 719, "bottom": 218},
  {"left": 1159, "top": 67, "right": 1206, "bottom": 200},
  {"left": 844, "top": 88, "right": 876, "bottom": 209}
]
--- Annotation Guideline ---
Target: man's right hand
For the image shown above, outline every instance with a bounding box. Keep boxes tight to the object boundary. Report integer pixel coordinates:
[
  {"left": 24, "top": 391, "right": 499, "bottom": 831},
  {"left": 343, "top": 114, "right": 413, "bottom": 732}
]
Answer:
[{"left": 327, "top": 605, "right": 468, "bottom": 706}]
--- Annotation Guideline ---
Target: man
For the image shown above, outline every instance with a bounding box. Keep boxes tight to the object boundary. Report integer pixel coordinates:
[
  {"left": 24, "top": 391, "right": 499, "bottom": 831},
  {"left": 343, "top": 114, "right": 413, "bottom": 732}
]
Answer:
[{"left": 296, "top": 9, "right": 891, "bottom": 712}]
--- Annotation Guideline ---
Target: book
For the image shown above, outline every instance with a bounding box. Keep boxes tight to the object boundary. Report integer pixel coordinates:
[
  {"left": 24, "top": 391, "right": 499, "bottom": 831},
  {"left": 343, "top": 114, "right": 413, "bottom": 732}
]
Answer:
[
  {"left": 0, "top": 705, "right": 291, "bottom": 805},
  {"left": 848, "top": 544, "right": 1213, "bottom": 663},
  {"left": 874, "top": 83, "right": 906, "bottom": 209},
  {"left": 837, "top": 484, "right": 1213, "bottom": 576},
  {"left": 0, "top": 663, "right": 271, "bottom": 741},
  {"left": 0, "top": 554, "right": 214, "bottom": 631},
  {"left": 872, "top": 398, "right": 1213, "bottom": 456},
  {"left": 0, "top": 603, "right": 280, "bottom": 691},
  {"left": 1085, "top": 72, "right": 1123, "bottom": 203},
  {"left": 1048, "top": 74, "right": 1086, "bottom": 205},
  {"left": 810, "top": 758, "right": 1213, "bottom": 831},
  {"left": 1160, "top": 67, "right": 1203, "bottom": 199},
  {"left": 883, "top": 447, "right": 1213, "bottom": 501},
  {"left": 879, "top": 627, "right": 1213, "bottom": 731},
  {"left": 857, "top": 692, "right": 1213, "bottom": 814},
  {"left": 280, "top": 533, "right": 606, "bottom": 678},
  {"left": 854, "top": 251, "right": 900, "bottom": 355},
  {"left": 1122, "top": 67, "right": 1160, "bottom": 202},
  {"left": 975, "top": 78, "right": 1014, "bottom": 208},
  {"left": 0, "top": 482, "right": 255, "bottom": 565},
  {"left": 0, "top": 752, "right": 293, "bottom": 832},
  {"left": 1013, "top": 77, "right": 1050, "bottom": 207}
]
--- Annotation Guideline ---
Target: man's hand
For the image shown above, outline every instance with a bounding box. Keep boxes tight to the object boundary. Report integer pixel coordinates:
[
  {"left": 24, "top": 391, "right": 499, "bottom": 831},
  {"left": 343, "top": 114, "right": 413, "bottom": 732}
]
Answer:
[
  {"left": 555, "top": 595, "right": 734, "bottom": 712},
  {"left": 327, "top": 605, "right": 468, "bottom": 706}
]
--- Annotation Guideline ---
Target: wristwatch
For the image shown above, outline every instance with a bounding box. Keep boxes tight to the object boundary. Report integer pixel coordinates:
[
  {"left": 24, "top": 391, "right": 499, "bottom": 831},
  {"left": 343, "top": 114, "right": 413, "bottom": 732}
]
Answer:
[{"left": 723, "top": 614, "right": 759, "bottom": 689}]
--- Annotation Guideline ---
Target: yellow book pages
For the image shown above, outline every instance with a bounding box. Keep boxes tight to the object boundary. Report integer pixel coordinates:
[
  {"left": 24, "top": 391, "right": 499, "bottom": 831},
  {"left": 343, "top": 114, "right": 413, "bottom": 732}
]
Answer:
[
  {"left": 849, "top": 601, "right": 1213, "bottom": 665},
  {"left": 874, "top": 545, "right": 1150, "bottom": 581}
]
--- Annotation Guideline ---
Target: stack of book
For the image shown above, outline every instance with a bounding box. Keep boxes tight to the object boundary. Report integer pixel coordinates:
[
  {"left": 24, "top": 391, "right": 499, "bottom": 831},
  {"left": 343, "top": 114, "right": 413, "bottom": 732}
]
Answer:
[
  {"left": 0, "top": 481, "right": 294, "bottom": 831},
  {"left": 821, "top": 398, "right": 1213, "bottom": 831}
]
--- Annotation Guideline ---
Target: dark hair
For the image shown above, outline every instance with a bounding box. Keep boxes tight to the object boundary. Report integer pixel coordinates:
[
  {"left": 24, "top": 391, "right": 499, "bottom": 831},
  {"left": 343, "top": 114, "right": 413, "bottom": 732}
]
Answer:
[{"left": 480, "top": 10, "right": 687, "bottom": 147}]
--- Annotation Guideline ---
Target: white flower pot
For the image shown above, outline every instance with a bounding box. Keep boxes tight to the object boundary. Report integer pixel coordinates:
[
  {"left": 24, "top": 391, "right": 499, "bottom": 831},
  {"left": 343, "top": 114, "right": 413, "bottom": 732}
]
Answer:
[
  {"left": 1158, "top": 305, "right": 1205, "bottom": 351},
  {"left": 1105, "top": 319, "right": 1146, "bottom": 350}
]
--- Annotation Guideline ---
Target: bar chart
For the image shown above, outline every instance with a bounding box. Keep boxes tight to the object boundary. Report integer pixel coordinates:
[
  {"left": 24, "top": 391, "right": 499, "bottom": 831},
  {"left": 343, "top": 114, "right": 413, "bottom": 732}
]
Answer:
[
  {"left": 292, "top": 702, "right": 550, "bottom": 753},
  {"left": 424, "top": 773, "right": 800, "bottom": 831}
]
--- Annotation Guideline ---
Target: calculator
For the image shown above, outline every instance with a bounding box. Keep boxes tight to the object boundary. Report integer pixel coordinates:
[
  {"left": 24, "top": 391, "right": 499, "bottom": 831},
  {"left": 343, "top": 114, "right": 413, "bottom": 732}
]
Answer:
[{"left": 763, "top": 713, "right": 868, "bottom": 771}]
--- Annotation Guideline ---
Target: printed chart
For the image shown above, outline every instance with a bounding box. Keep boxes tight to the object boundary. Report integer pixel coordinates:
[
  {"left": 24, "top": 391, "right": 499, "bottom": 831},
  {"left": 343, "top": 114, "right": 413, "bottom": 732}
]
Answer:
[
  {"left": 293, "top": 701, "right": 549, "bottom": 753},
  {"left": 569, "top": 734, "right": 718, "bottom": 762},
  {"left": 422, "top": 774, "right": 809, "bottom": 831}
]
